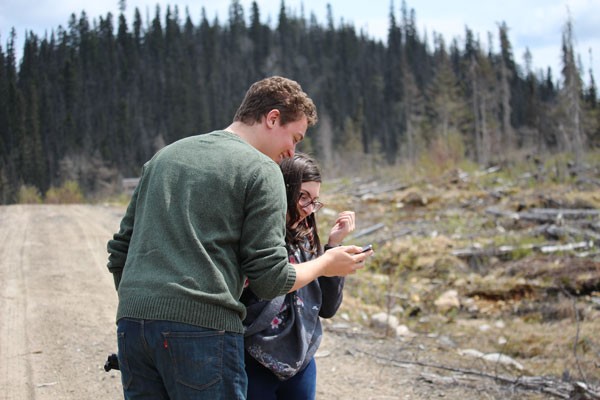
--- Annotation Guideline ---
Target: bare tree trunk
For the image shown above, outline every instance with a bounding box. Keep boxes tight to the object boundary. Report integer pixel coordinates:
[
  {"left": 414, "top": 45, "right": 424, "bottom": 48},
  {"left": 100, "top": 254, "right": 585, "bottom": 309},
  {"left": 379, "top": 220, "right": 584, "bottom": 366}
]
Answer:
[
  {"left": 500, "top": 60, "right": 515, "bottom": 152},
  {"left": 317, "top": 113, "right": 334, "bottom": 169},
  {"left": 470, "top": 58, "right": 483, "bottom": 163},
  {"left": 480, "top": 95, "right": 489, "bottom": 165},
  {"left": 561, "top": 15, "right": 586, "bottom": 165}
]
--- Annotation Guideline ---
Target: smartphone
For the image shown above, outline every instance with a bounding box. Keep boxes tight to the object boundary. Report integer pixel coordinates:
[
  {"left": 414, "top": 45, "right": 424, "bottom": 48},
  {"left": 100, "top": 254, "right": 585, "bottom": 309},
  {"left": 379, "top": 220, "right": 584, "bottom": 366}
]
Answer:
[{"left": 360, "top": 244, "right": 373, "bottom": 253}]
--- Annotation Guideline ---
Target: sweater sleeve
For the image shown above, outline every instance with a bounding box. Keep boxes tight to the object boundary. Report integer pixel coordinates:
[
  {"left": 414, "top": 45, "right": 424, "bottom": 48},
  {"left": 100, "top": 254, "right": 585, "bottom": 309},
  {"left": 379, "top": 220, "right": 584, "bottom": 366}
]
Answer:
[
  {"left": 106, "top": 171, "right": 142, "bottom": 290},
  {"left": 239, "top": 161, "right": 296, "bottom": 299}
]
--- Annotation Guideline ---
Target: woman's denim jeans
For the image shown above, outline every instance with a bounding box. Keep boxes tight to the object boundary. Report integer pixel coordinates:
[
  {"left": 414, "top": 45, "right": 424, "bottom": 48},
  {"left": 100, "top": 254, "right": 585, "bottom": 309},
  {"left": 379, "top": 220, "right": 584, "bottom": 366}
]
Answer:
[
  {"left": 245, "top": 351, "right": 317, "bottom": 400},
  {"left": 117, "top": 318, "right": 246, "bottom": 399}
]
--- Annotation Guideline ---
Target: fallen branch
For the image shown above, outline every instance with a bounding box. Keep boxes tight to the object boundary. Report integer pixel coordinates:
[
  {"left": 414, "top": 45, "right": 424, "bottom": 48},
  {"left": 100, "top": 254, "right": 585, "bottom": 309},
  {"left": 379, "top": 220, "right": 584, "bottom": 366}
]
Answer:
[
  {"left": 353, "top": 223, "right": 385, "bottom": 238},
  {"left": 355, "top": 183, "right": 408, "bottom": 197},
  {"left": 485, "top": 207, "right": 600, "bottom": 223},
  {"left": 530, "top": 208, "right": 600, "bottom": 219},
  {"left": 540, "top": 241, "right": 594, "bottom": 253},
  {"left": 544, "top": 224, "right": 600, "bottom": 242},
  {"left": 353, "top": 348, "right": 600, "bottom": 399},
  {"left": 451, "top": 240, "right": 595, "bottom": 258}
]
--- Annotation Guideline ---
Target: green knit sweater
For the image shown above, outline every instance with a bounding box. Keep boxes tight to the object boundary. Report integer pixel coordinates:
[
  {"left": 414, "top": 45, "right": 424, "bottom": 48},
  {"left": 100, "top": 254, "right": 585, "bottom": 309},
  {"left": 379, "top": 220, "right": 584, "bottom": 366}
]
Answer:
[{"left": 107, "top": 131, "right": 296, "bottom": 333}]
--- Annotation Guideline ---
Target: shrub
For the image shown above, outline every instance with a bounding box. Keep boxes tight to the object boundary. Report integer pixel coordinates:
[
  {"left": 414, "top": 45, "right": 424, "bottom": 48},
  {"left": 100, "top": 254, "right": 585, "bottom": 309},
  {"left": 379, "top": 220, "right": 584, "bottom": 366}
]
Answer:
[
  {"left": 45, "top": 180, "right": 85, "bottom": 204},
  {"left": 17, "top": 185, "right": 43, "bottom": 204}
]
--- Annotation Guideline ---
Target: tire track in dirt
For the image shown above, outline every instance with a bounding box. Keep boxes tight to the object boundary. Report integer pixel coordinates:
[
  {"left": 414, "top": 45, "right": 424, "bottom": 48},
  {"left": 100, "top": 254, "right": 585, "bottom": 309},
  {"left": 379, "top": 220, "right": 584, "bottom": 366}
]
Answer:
[
  {"left": 0, "top": 205, "right": 125, "bottom": 399},
  {"left": 69, "top": 204, "right": 124, "bottom": 276},
  {"left": 0, "top": 205, "right": 35, "bottom": 400},
  {"left": 32, "top": 204, "right": 123, "bottom": 399}
]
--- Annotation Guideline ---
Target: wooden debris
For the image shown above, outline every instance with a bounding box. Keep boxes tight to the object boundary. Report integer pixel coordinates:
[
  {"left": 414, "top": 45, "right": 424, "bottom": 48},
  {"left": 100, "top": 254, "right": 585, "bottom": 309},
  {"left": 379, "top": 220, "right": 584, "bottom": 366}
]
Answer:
[
  {"left": 355, "top": 348, "right": 600, "bottom": 399},
  {"left": 353, "top": 223, "right": 385, "bottom": 238},
  {"left": 485, "top": 207, "right": 600, "bottom": 222},
  {"left": 451, "top": 240, "right": 595, "bottom": 259},
  {"left": 355, "top": 183, "right": 408, "bottom": 197}
]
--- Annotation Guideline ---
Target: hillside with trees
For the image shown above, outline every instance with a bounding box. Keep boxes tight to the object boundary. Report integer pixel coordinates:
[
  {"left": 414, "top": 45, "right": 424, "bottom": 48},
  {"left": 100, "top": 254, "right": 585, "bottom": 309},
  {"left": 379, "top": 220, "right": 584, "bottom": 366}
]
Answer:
[{"left": 0, "top": 0, "right": 598, "bottom": 203}]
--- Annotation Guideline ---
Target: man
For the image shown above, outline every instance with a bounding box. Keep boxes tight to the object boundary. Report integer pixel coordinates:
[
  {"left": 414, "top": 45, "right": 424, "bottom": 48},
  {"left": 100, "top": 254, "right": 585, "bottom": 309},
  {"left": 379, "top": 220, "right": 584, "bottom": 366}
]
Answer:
[{"left": 106, "top": 76, "right": 370, "bottom": 399}]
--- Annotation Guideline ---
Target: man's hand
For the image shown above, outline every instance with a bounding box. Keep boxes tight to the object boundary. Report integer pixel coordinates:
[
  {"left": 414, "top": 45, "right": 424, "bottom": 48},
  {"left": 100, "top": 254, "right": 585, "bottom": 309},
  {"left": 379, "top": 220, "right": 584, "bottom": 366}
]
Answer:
[
  {"left": 320, "top": 245, "right": 371, "bottom": 277},
  {"left": 290, "top": 245, "right": 373, "bottom": 292}
]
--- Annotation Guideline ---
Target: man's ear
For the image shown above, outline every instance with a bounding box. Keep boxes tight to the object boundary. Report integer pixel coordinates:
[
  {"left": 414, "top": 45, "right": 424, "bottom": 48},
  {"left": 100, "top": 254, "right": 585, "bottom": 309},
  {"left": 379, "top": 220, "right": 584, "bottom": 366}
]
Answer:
[{"left": 266, "top": 109, "right": 280, "bottom": 127}]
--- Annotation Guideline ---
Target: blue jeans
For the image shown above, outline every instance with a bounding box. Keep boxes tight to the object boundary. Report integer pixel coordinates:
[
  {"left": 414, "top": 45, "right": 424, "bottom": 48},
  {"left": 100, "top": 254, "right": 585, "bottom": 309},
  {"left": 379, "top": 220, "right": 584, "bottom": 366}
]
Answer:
[
  {"left": 245, "top": 351, "right": 317, "bottom": 400},
  {"left": 117, "top": 318, "right": 246, "bottom": 400}
]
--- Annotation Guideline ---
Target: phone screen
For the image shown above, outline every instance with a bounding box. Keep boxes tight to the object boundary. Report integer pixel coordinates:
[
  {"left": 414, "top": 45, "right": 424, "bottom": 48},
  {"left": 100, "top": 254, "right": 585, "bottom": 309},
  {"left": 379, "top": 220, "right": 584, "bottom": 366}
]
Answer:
[{"left": 360, "top": 244, "right": 373, "bottom": 253}]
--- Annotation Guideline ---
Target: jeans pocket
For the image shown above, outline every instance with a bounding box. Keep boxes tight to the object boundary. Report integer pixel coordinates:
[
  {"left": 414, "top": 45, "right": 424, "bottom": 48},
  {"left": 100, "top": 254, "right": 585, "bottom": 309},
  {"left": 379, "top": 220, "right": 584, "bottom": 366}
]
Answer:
[
  {"left": 117, "top": 331, "right": 133, "bottom": 390},
  {"left": 163, "top": 329, "right": 224, "bottom": 391}
]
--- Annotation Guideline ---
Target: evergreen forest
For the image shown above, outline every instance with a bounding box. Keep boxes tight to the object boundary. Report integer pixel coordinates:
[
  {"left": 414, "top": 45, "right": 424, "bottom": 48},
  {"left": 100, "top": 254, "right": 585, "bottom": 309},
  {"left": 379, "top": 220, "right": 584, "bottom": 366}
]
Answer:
[{"left": 1, "top": 0, "right": 598, "bottom": 204}]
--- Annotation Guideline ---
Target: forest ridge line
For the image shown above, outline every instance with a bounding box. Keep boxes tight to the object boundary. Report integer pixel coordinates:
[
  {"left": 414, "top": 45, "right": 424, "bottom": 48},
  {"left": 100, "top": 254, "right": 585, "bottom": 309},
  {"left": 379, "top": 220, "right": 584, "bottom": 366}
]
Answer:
[{"left": 0, "top": 0, "right": 598, "bottom": 204}]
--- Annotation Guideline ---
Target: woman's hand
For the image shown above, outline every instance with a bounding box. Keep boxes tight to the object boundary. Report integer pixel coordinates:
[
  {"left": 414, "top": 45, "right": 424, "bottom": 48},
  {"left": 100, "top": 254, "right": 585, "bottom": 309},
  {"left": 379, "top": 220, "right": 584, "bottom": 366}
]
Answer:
[{"left": 327, "top": 211, "right": 355, "bottom": 247}]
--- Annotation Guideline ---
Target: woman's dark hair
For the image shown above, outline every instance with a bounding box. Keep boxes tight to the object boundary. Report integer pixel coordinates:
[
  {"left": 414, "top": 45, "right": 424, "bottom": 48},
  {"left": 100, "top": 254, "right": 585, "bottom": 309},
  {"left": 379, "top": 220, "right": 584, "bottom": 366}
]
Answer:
[{"left": 280, "top": 152, "right": 322, "bottom": 256}]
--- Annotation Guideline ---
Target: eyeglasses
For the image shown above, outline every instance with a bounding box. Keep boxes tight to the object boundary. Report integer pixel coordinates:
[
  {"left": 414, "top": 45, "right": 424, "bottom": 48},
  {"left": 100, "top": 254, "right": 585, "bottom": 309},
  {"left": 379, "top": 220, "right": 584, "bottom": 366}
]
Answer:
[{"left": 298, "top": 191, "right": 324, "bottom": 212}]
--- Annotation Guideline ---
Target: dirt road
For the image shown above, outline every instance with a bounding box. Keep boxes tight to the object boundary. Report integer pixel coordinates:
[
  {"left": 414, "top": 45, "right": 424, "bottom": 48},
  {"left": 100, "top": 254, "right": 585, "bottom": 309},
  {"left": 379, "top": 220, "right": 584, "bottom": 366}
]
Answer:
[
  {"left": 0, "top": 205, "right": 123, "bottom": 399},
  {"left": 0, "top": 205, "right": 552, "bottom": 399}
]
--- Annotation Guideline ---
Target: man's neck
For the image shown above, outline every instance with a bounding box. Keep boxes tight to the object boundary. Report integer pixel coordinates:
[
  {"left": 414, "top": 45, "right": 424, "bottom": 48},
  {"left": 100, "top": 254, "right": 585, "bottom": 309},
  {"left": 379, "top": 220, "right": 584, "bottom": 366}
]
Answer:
[{"left": 225, "top": 121, "right": 260, "bottom": 147}]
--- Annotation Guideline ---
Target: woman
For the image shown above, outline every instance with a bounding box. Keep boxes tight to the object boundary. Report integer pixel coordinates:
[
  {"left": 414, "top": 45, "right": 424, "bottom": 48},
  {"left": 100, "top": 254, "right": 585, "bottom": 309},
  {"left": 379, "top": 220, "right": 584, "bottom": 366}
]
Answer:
[{"left": 241, "top": 152, "right": 356, "bottom": 399}]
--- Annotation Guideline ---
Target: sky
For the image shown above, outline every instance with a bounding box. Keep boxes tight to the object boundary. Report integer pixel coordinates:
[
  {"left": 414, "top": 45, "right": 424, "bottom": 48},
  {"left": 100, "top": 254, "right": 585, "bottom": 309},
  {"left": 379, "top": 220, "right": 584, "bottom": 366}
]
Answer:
[{"left": 1, "top": 0, "right": 599, "bottom": 84}]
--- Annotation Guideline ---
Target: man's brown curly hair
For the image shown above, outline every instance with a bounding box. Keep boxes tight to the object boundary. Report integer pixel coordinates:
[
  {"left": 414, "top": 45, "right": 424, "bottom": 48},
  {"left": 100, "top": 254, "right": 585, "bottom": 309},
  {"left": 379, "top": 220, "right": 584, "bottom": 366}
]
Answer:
[{"left": 233, "top": 76, "right": 318, "bottom": 127}]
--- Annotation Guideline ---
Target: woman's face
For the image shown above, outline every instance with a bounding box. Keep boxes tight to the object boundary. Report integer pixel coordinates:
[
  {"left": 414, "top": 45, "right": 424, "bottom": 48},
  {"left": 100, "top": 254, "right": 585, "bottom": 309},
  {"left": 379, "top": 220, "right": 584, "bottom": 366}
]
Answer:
[{"left": 290, "top": 181, "right": 321, "bottom": 229}]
